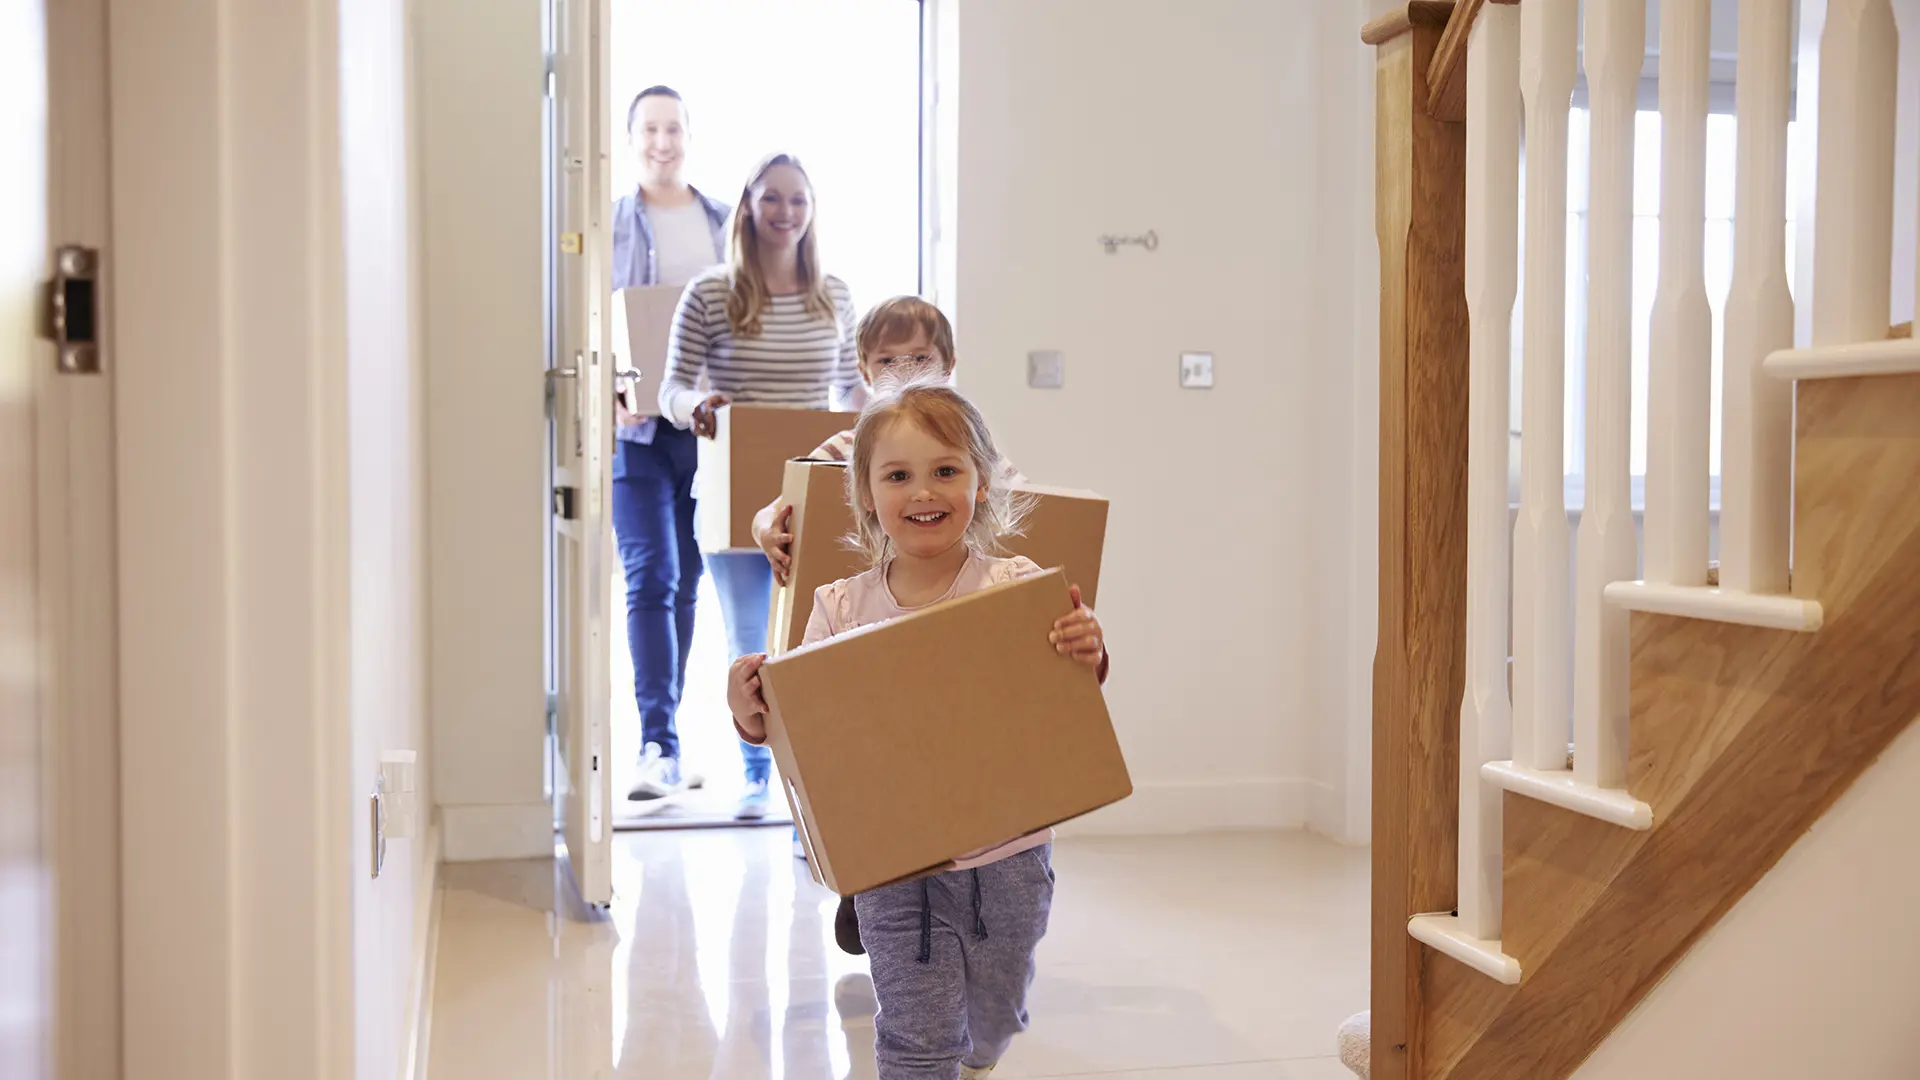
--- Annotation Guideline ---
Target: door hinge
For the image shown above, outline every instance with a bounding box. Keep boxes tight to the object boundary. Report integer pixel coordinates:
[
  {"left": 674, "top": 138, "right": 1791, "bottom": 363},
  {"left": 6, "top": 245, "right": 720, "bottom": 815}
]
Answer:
[{"left": 43, "top": 245, "right": 101, "bottom": 374}]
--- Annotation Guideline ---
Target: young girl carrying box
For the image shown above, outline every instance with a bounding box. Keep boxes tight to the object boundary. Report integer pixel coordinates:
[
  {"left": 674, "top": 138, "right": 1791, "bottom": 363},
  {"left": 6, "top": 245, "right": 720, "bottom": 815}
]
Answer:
[{"left": 727, "top": 377, "right": 1108, "bottom": 1080}]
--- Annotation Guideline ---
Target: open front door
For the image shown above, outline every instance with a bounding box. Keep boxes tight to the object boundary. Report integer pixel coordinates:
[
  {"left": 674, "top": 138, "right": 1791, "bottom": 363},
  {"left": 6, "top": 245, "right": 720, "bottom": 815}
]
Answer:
[{"left": 548, "top": 0, "right": 614, "bottom": 907}]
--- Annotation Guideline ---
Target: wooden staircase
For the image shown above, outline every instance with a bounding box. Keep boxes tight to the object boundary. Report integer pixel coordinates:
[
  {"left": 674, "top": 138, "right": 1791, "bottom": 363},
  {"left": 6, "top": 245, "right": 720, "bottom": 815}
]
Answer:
[
  {"left": 1363, "top": 2, "right": 1920, "bottom": 1077},
  {"left": 1424, "top": 370, "right": 1920, "bottom": 1077}
]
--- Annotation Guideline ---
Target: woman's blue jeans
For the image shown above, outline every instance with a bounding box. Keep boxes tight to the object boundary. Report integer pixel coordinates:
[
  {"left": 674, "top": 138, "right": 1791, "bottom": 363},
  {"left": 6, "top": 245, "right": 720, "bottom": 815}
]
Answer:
[{"left": 706, "top": 550, "right": 775, "bottom": 784}]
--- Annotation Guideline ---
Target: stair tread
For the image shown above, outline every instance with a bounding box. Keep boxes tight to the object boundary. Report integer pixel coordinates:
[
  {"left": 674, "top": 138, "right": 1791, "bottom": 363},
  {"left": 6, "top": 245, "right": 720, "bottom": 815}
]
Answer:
[
  {"left": 1482, "top": 761, "right": 1654, "bottom": 829},
  {"left": 1408, "top": 914, "right": 1523, "bottom": 985},
  {"left": 1764, "top": 337, "right": 1920, "bottom": 380},
  {"left": 1603, "top": 580, "right": 1824, "bottom": 632}
]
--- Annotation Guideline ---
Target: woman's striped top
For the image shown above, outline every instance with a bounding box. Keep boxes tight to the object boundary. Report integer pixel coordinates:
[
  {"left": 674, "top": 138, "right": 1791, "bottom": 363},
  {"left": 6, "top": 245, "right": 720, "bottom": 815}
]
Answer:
[{"left": 657, "top": 266, "right": 863, "bottom": 426}]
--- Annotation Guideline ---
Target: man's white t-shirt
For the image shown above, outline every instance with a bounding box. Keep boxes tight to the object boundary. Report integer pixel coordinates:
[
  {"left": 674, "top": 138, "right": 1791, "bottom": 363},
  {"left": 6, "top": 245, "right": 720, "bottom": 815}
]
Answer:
[{"left": 650, "top": 200, "right": 721, "bottom": 287}]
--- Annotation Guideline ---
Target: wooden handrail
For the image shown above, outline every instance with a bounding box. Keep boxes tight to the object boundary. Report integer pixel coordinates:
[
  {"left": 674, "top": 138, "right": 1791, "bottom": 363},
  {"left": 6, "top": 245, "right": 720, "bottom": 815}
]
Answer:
[
  {"left": 1425, "top": 0, "right": 1522, "bottom": 121},
  {"left": 1361, "top": 1, "right": 1454, "bottom": 46}
]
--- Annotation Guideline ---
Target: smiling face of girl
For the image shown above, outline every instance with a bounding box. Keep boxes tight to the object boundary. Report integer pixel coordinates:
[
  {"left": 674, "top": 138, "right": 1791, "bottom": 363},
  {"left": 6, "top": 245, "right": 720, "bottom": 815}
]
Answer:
[{"left": 864, "top": 414, "right": 987, "bottom": 563}]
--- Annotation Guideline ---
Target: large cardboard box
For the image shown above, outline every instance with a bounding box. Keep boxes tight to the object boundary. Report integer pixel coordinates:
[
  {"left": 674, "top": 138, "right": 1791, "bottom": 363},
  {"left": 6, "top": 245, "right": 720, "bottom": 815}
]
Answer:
[
  {"left": 697, "top": 405, "right": 854, "bottom": 552},
  {"left": 765, "top": 460, "right": 1110, "bottom": 656},
  {"left": 1005, "top": 481, "right": 1110, "bottom": 607},
  {"left": 616, "top": 284, "right": 683, "bottom": 418},
  {"left": 765, "top": 459, "right": 865, "bottom": 656},
  {"left": 760, "top": 568, "right": 1131, "bottom": 895}
]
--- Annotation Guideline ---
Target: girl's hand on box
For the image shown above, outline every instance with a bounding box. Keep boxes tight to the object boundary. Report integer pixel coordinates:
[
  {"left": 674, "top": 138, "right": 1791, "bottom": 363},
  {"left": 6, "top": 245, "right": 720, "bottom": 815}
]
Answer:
[
  {"left": 729, "top": 653, "right": 770, "bottom": 739},
  {"left": 1051, "top": 585, "right": 1106, "bottom": 672}
]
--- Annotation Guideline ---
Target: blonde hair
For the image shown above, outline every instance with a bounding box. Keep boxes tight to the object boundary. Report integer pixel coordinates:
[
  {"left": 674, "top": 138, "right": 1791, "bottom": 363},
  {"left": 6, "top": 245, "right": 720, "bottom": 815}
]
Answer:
[
  {"left": 845, "top": 375, "right": 1031, "bottom": 567},
  {"left": 726, "top": 153, "right": 835, "bottom": 337},
  {"left": 855, "top": 296, "right": 958, "bottom": 374}
]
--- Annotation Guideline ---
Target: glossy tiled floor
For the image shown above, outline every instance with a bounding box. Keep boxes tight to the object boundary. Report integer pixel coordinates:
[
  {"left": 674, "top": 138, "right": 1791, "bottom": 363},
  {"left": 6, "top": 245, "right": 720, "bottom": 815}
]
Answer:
[{"left": 427, "top": 829, "right": 1369, "bottom": 1080}]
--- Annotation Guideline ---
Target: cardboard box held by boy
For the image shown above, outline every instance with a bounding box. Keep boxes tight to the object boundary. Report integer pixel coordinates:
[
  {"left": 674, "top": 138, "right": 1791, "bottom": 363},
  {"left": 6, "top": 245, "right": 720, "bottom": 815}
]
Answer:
[
  {"left": 759, "top": 568, "right": 1132, "bottom": 895},
  {"left": 696, "top": 405, "right": 855, "bottom": 553}
]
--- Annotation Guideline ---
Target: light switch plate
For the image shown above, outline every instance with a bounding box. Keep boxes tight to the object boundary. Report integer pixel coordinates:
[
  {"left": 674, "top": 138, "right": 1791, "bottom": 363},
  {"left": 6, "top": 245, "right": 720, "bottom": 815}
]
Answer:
[
  {"left": 1028, "top": 350, "right": 1065, "bottom": 389},
  {"left": 1180, "top": 352, "right": 1214, "bottom": 389}
]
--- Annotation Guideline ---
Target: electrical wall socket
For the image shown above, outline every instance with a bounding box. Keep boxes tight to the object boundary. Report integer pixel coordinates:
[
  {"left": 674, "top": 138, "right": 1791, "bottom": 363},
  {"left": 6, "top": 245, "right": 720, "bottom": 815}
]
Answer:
[
  {"left": 380, "top": 750, "right": 418, "bottom": 842},
  {"left": 1028, "top": 350, "right": 1065, "bottom": 389},
  {"left": 1180, "top": 352, "right": 1214, "bottom": 389}
]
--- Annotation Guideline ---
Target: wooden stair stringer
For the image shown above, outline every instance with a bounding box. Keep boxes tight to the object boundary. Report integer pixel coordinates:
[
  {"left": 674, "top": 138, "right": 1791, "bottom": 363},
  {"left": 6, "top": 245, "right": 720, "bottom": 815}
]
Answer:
[{"left": 1415, "top": 373, "right": 1920, "bottom": 1080}]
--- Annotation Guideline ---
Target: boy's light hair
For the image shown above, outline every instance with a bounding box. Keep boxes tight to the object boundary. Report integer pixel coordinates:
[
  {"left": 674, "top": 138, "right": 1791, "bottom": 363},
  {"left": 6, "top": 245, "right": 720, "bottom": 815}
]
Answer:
[
  {"left": 855, "top": 296, "right": 957, "bottom": 372},
  {"left": 845, "top": 374, "right": 1031, "bottom": 567}
]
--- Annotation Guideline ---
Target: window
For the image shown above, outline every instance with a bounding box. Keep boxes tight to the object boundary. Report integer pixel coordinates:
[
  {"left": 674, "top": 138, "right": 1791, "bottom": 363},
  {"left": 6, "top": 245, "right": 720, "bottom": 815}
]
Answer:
[{"left": 1512, "top": 107, "right": 1801, "bottom": 507}]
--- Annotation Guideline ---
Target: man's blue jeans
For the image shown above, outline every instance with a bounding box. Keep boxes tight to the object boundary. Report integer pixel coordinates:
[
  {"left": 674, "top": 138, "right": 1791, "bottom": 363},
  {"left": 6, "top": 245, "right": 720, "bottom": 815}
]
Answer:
[{"left": 610, "top": 425, "right": 702, "bottom": 760}]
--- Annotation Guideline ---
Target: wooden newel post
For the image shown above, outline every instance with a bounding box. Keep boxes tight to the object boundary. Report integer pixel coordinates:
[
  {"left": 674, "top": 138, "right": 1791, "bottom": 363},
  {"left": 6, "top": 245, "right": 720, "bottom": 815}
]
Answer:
[{"left": 1362, "top": 3, "right": 1470, "bottom": 1078}]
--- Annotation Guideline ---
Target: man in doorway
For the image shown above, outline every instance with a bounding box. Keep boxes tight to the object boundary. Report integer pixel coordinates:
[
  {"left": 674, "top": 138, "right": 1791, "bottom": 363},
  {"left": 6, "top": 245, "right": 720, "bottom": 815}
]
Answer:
[{"left": 610, "top": 86, "right": 729, "bottom": 804}]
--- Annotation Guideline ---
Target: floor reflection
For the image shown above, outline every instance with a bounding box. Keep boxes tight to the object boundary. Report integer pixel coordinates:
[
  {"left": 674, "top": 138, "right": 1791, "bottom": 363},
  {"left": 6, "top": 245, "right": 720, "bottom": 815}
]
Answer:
[
  {"left": 431, "top": 828, "right": 877, "bottom": 1080},
  {"left": 430, "top": 830, "right": 1369, "bottom": 1080}
]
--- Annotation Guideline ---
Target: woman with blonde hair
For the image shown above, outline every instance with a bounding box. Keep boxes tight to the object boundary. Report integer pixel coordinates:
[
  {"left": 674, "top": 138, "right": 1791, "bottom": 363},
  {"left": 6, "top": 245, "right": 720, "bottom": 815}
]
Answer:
[{"left": 658, "top": 151, "right": 862, "bottom": 821}]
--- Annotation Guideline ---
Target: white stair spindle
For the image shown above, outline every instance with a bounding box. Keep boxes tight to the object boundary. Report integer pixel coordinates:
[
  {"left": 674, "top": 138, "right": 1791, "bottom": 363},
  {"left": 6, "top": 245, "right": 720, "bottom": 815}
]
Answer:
[
  {"left": 1812, "top": 0, "right": 1900, "bottom": 349},
  {"left": 1459, "top": 1, "right": 1521, "bottom": 943},
  {"left": 1572, "top": 0, "right": 1644, "bottom": 791},
  {"left": 1512, "top": 0, "right": 1578, "bottom": 773},
  {"left": 1719, "top": 0, "right": 1796, "bottom": 597},
  {"left": 1644, "top": 0, "right": 1712, "bottom": 587}
]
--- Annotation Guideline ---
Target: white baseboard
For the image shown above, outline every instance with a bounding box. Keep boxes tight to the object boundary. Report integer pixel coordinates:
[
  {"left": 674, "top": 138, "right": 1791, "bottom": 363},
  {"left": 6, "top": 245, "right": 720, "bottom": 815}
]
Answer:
[
  {"left": 440, "top": 802, "right": 553, "bottom": 862},
  {"left": 1058, "top": 778, "right": 1313, "bottom": 836},
  {"left": 403, "top": 818, "right": 442, "bottom": 1080},
  {"left": 1306, "top": 778, "right": 1369, "bottom": 846}
]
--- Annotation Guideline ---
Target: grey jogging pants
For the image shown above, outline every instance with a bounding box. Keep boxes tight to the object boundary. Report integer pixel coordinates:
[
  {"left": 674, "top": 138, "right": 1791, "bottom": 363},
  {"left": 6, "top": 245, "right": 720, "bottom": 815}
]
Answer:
[{"left": 852, "top": 846, "right": 1055, "bottom": 1080}]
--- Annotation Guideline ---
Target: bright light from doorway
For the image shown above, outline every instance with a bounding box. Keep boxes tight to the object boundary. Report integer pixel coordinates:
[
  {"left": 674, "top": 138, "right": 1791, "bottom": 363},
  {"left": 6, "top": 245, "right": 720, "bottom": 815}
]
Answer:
[{"left": 611, "top": 0, "right": 923, "bottom": 310}]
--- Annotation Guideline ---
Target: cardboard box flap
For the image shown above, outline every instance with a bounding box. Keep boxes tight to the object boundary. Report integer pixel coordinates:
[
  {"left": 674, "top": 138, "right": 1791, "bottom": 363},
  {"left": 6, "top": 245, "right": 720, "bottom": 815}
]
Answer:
[
  {"left": 1011, "top": 481, "right": 1104, "bottom": 500},
  {"left": 765, "top": 458, "right": 865, "bottom": 656}
]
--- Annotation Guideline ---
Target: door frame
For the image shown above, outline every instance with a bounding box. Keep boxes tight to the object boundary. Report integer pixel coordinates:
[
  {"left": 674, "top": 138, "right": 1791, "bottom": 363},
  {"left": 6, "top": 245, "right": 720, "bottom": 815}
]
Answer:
[
  {"left": 584, "top": 0, "right": 937, "bottom": 836},
  {"left": 37, "top": 0, "right": 122, "bottom": 1076}
]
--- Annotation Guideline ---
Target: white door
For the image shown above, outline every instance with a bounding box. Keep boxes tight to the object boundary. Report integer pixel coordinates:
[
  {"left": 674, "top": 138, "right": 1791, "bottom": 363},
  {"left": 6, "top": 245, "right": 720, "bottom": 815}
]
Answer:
[
  {"left": 549, "top": 0, "right": 616, "bottom": 907},
  {"left": 1, "top": 2, "right": 54, "bottom": 1075}
]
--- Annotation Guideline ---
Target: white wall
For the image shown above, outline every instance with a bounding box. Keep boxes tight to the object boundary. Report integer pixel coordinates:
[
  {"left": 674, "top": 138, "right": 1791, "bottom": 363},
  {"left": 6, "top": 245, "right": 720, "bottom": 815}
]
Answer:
[
  {"left": 1894, "top": 0, "right": 1920, "bottom": 325},
  {"left": 341, "top": 0, "right": 435, "bottom": 1074},
  {"left": 112, "top": 0, "right": 357, "bottom": 1074},
  {"left": 112, "top": 0, "right": 434, "bottom": 1074},
  {"left": 948, "top": 0, "right": 1378, "bottom": 839},
  {"left": 415, "top": 0, "right": 552, "bottom": 861},
  {"left": 1571, "top": 716, "right": 1920, "bottom": 1079}
]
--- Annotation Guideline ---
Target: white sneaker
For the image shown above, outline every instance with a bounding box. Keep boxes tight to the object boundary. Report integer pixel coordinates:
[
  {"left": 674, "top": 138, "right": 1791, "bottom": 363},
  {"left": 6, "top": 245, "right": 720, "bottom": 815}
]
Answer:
[
  {"left": 735, "top": 778, "right": 772, "bottom": 820},
  {"left": 628, "top": 743, "right": 690, "bottom": 801}
]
